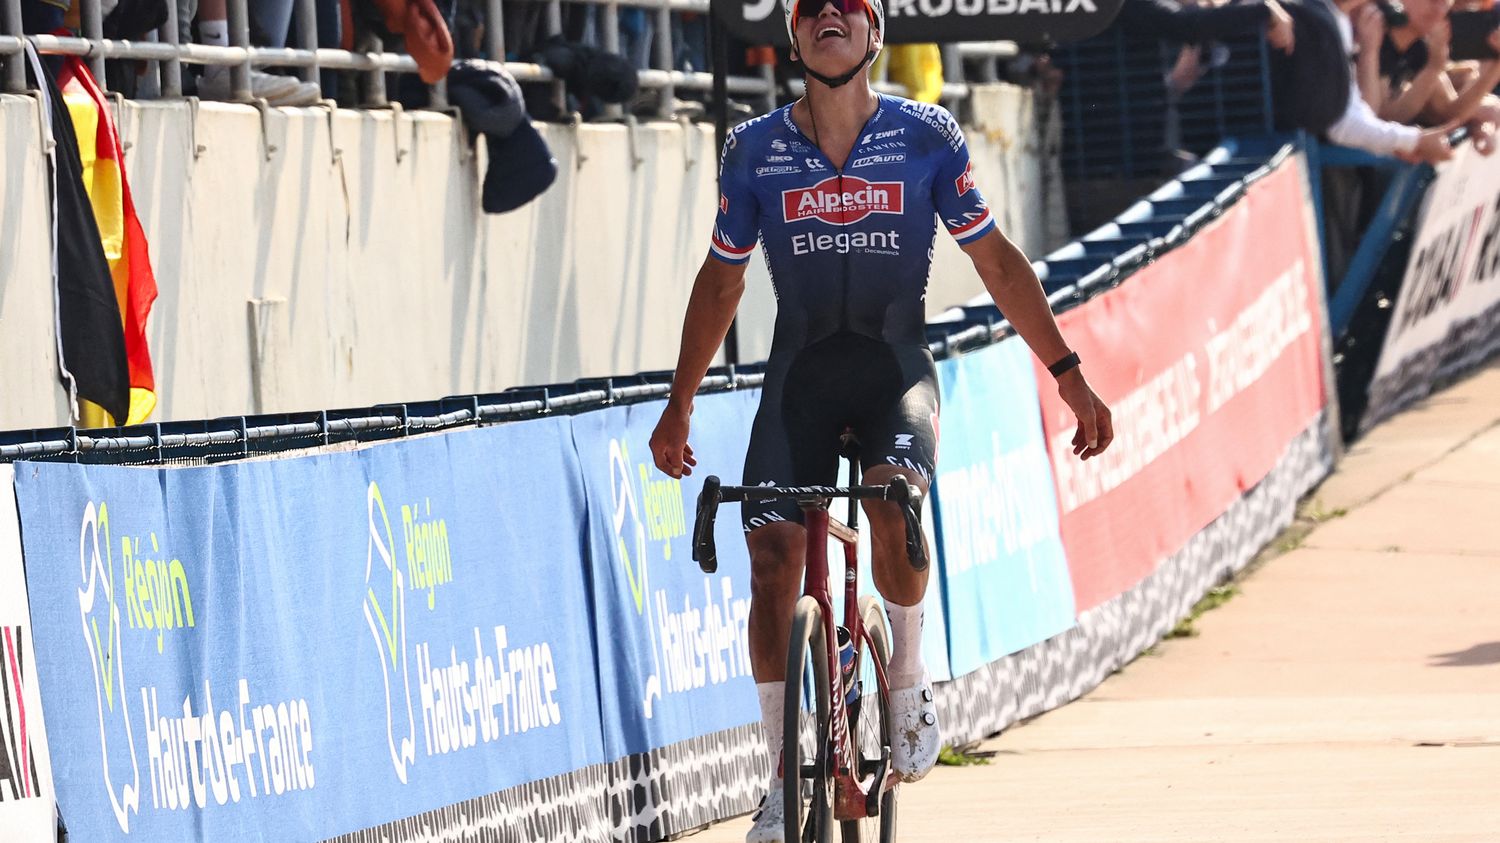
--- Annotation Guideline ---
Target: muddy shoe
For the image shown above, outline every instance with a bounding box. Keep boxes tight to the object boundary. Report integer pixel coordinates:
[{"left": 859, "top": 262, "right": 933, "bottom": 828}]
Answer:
[{"left": 890, "top": 671, "right": 940, "bottom": 782}]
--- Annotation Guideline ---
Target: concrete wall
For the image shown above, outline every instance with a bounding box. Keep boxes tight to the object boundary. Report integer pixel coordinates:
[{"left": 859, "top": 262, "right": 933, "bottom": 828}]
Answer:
[{"left": 0, "top": 84, "right": 1064, "bottom": 429}]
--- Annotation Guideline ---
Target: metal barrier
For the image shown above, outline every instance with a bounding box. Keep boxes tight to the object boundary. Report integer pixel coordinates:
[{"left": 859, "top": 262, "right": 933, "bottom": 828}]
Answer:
[
  {"left": 0, "top": 369, "right": 763, "bottom": 464},
  {"left": 0, "top": 0, "right": 1018, "bottom": 117}
]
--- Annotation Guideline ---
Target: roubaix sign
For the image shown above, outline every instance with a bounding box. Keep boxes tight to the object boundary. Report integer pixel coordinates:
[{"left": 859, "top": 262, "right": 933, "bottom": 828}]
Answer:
[
  {"left": 1365, "top": 143, "right": 1500, "bottom": 430},
  {"left": 715, "top": 0, "right": 1123, "bottom": 46}
]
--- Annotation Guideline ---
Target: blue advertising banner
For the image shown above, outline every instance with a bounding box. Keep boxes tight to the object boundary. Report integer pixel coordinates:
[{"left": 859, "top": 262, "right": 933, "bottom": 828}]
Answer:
[
  {"left": 931, "top": 338, "right": 1078, "bottom": 678},
  {"left": 13, "top": 419, "right": 605, "bottom": 842},
  {"left": 572, "top": 390, "right": 763, "bottom": 760}
]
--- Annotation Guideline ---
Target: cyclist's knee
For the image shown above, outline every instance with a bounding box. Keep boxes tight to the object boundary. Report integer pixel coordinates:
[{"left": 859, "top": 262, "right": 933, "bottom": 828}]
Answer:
[
  {"left": 747, "top": 522, "right": 806, "bottom": 596},
  {"left": 860, "top": 464, "right": 929, "bottom": 549}
]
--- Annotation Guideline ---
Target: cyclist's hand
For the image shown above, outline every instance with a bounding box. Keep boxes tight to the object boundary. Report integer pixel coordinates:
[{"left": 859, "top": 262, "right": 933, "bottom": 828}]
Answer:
[
  {"left": 650, "top": 404, "right": 698, "bottom": 478},
  {"left": 1058, "top": 370, "right": 1113, "bottom": 461}
]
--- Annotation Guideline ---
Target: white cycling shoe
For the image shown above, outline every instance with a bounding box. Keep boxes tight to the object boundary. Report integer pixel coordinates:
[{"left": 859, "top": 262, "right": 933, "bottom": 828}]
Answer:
[
  {"left": 890, "top": 670, "right": 941, "bottom": 782},
  {"left": 745, "top": 780, "right": 786, "bottom": 843}
]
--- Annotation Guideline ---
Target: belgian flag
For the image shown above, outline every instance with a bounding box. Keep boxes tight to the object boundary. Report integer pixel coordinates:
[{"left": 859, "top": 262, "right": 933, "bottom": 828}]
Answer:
[{"left": 26, "top": 45, "right": 157, "bottom": 427}]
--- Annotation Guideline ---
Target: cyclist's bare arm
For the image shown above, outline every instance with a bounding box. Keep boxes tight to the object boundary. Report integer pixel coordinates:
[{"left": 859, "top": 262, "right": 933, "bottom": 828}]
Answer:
[
  {"left": 651, "top": 256, "right": 750, "bottom": 477},
  {"left": 961, "top": 227, "right": 1116, "bottom": 459},
  {"left": 961, "top": 227, "right": 1071, "bottom": 365}
]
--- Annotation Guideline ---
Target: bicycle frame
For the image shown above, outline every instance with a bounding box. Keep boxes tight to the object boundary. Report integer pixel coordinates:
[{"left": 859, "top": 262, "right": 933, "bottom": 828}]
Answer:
[{"left": 692, "top": 464, "right": 927, "bottom": 821}]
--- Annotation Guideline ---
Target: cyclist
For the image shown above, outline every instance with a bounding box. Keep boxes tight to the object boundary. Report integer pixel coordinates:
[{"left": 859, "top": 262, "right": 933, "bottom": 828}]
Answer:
[{"left": 649, "top": 0, "right": 1114, "bottom": 837}]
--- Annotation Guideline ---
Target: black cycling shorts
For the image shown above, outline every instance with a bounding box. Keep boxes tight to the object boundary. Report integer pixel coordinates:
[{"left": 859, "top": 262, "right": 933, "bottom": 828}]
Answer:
[{"left": 741, "top": 332, "right": 939, "bottom": 534}]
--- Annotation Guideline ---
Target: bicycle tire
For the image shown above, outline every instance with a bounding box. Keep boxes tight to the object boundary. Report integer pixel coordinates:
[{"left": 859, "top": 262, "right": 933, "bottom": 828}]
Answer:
[
  {"left": 841, "top": 596, "right": 897, "bottom": 843},
  {"left": 785, "top": 595, "right": 834, "bottom": 843}
]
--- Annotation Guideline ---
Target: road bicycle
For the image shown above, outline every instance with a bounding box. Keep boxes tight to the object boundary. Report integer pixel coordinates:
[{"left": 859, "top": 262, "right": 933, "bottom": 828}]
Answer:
[{"left": 691, "top": 438, "right": 927, "bottom": 843}]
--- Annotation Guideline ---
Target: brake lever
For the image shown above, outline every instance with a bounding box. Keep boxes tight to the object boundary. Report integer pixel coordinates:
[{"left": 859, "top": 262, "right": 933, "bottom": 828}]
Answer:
[
  {"left": 886, "top": 476, "right": 929, "bottom": 572},
  {"left": 691, "top": 475, "right": 722, "bottom": 574}
]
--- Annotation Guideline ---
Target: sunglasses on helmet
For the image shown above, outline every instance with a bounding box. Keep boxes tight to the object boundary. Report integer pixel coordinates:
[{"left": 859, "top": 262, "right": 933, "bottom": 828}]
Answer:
[{"left": 792, "top": 0, "right": 875, "bottom": 31}]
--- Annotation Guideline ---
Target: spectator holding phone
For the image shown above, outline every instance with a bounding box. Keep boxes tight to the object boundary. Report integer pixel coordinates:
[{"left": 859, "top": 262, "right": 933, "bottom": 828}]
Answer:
[
  {"left": 1311, "top": 0, "right": 1457, "bottom": 162},
  {"left": 1354, "top": 0, "right": 1450, "bottom": 121},
  {"left": 1357, "top": 0, "right": 1500, "bottom": 153}
]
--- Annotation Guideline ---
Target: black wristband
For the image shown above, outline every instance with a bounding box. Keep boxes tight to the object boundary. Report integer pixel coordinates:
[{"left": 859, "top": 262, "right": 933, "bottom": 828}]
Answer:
[{"left": 1048, "top": 351, "right": 1081, "bottom": 379}]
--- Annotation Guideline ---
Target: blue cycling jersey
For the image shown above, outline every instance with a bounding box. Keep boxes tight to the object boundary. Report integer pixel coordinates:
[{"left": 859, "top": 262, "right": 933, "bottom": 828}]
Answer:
[{"left": 709, "top": 94, "right": 996, "bottom": 350}]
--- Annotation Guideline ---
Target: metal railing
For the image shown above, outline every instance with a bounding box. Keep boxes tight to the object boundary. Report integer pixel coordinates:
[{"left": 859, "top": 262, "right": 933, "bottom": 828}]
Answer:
[
  {"left": 0, "top": 370, "right": 763, "bottom": 465},
  {"left": 0, "top": 0, "right": 1018, "bottom": 117}
]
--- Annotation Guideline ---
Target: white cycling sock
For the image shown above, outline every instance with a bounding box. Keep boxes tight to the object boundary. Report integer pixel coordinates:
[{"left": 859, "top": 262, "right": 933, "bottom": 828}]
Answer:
[
  {"left": 757, "top": 681, "right": 786, "bottom": 781},
  {"left": 884, "top": 599, "right": 926, "bottom": 690}
]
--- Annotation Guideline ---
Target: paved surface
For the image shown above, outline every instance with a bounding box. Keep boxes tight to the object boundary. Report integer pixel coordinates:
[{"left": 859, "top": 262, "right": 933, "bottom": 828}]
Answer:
[{"left": 686, "top": 362, "right": 1500, "bottom": 842}]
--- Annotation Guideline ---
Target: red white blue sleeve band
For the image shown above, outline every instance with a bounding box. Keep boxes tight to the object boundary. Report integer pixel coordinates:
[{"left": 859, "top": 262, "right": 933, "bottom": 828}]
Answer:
[
  {"left": 946, "top": 209, "right": 995, "bottom": 244},
  {"left": 709, "top": 229, "right": 756, "bottom": 264}
]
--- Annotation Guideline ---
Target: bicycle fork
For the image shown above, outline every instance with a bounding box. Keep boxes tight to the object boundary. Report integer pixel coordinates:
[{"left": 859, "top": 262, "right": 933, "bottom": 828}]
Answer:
[{"left": 804, "top": 506, "right": 894, "bottom": 821}]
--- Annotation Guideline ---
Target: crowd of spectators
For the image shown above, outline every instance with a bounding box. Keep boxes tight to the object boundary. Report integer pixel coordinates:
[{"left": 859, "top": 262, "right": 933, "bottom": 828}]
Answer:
[
  {"left": 10, "top": 0, "right": 720, "bottom": 112},
  {"left": 17, "top": 0, "right": 1500, "bottom": 165},
  {"left": 1116, "top": 0, "right": 1500, "bottom": 165}
]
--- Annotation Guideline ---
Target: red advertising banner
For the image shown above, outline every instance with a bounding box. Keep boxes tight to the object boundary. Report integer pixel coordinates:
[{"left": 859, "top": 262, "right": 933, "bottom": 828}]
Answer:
[{"left": 1037, "top": 160, "right": 1327, "bottom": 611}]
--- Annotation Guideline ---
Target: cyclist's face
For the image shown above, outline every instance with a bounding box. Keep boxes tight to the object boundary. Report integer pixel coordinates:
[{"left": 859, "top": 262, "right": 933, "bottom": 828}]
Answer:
[{"left": 793, "top": 0, "right": 880, "bottom": 73}]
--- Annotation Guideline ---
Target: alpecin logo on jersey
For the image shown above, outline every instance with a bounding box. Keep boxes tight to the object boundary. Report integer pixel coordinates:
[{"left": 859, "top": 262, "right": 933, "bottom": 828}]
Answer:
[
  {"left": 955, "top": 161, "right": 976, "bottom": 196},
  {"left": 781, "top": 176, "right": 904, "bottom": 225}
]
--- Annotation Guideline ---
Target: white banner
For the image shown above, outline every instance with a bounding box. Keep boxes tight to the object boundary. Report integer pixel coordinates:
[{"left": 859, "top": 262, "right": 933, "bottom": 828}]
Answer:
[
  {"left": 0, "top": 464, "right": 57, "bottom": 841},
  {"left": 1367, "top": 145, "right": 1500, "bottom": 429}
]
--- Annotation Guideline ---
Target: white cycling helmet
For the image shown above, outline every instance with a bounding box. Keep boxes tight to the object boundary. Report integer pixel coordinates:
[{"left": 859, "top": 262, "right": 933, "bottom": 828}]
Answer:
[
  {"left": 783, "top": 0, "right": 885, "bottom": 87},
  {"left": 784, "top": 0, "right": 885, "bottom": 51}
]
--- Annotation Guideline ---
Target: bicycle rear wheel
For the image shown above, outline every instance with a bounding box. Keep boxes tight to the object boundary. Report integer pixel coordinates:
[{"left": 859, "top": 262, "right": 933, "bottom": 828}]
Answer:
[
  {"left": 785, "top": 595, "right": 834, "bottom": 843},
  {"left": 841, "top": 596, "right": 897, "bottom": 843}
]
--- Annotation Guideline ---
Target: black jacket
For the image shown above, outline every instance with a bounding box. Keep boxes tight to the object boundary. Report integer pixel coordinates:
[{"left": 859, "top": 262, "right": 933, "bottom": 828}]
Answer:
[{"left": 1269, "top": 0, "right": 1353, "bottom": 136}]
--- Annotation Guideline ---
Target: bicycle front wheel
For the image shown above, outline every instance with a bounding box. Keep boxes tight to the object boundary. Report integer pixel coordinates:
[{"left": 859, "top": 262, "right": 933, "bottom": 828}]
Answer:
[
  {"left": 842, "top": 595, "right": 897, "bottom": 843},
  {"left": 785, "top": 595, "right": 833, "bottom": 843}
]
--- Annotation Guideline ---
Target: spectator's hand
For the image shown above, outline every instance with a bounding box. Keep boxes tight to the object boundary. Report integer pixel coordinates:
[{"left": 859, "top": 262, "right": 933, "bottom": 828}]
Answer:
[
  {"left": 1266, "top": 0, "right": 1296, "bottom": 54},
  {"left": 1400, "top": 126, "right": 1457, "bottom": 164},
  {"left": 1426, "top": 20, "right": 1452, "bottom": 71},
  {"left": 1471, "top": 119, "right": 1497, "bottom": 155},
  {"left": 1354, "top": 3, "right": 1387, "bottom": 56},
  {"left": 1468, "top": 99, "right": 1500, "bottom": 155},
  {"left": 649, "top": 404, "right": 697, "bottom": 478}
]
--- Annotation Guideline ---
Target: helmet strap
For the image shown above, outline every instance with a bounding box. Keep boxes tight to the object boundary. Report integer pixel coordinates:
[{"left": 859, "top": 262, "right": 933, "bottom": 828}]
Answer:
[{"left": 796, "top": 29, "right": 876, "bottom": 90}]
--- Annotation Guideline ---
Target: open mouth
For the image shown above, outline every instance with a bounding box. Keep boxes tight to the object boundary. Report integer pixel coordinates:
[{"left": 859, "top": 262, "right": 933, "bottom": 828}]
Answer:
[{"left": 816, "top": 24, "right": 847, "bottom": 41}]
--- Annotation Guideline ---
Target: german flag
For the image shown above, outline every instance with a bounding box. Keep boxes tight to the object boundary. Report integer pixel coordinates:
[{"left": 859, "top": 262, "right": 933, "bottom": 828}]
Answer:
[
  {"left": 56, "top": 55, "right": 158, "bottom": 427},
  {"left": 26, "top": 47, "right": 129, "bottom": 426}
]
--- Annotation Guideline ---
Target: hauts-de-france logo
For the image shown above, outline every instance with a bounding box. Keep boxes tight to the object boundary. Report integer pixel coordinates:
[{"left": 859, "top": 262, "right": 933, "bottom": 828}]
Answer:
[
  {"left": 781, "top": 176, "right": 904, "bottom": 225},
  {"left": 77, "top": 501, "right": 141, "bottom": 832},
  {"left": 608, "top": 439, "right": 661, "bottom": 717},
  {"left": 364, "top": 482, "right": 417, "bottom": 784}
]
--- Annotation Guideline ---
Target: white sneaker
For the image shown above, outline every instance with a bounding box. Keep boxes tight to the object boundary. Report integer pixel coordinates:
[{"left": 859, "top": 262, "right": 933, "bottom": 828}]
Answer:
[
  {"left": 198, "top": 65, "right": 321, "bottom": 106},
  {"left": 745, "top": 780, "right": 785, "bottom": 843},
  {"left": 889, "top": 670, "right": 940, "bottom": 782}
]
